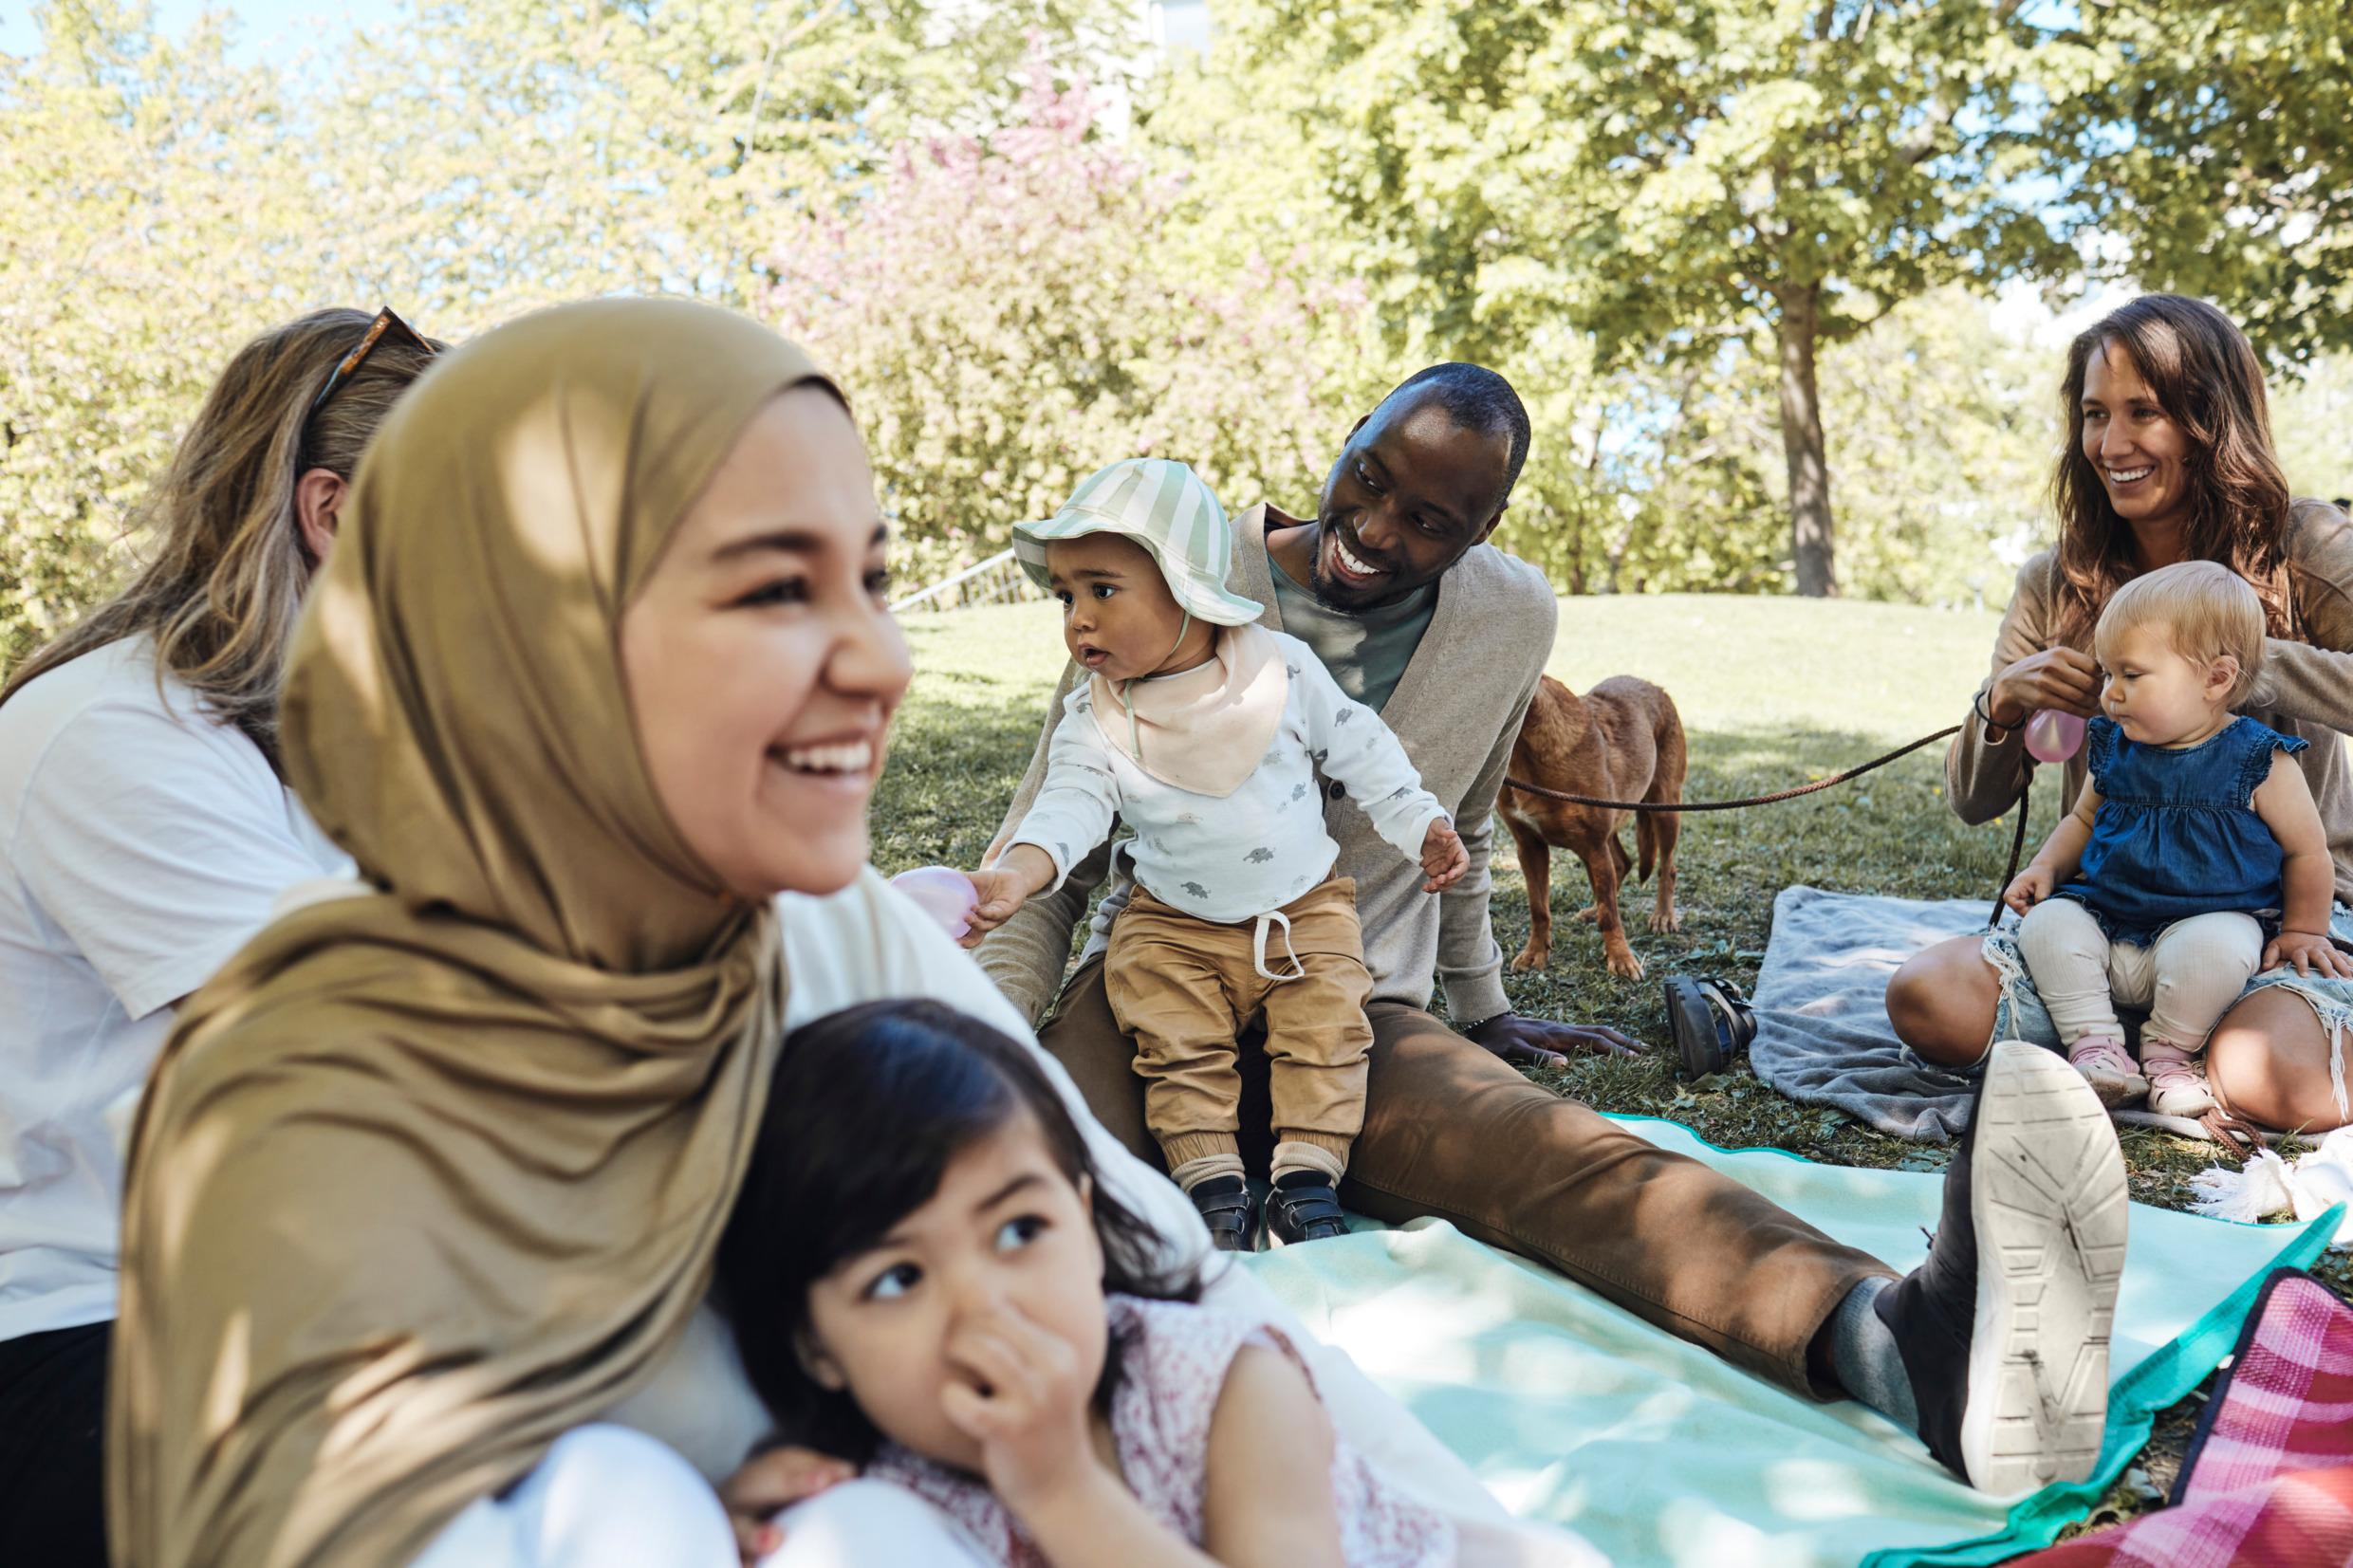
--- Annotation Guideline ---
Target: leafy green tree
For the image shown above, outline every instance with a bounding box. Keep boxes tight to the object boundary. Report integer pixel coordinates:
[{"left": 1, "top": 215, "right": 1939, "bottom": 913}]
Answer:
[
  {"left": 1493, "top": 351, "right": 1784, "bottom": 598},
  {"left": 0, "top": 0, "right": 1133, "bottom": 667},
  {"left": 1489, "top": 289, "right": 2052, "bottom": 604},
  {"left": 2272, "top": 354, "right": 2353, "bottom": 503},
  {"left": 768, "top": 64, "right": 1379, "bottom": 578},
  {"left": 0, "top": 0, "right": 316, "bottom": 668},
  {"left": 320, "top": 0, "right": 1135, "bottom": 331},
  {"left": 1222, "top": 0, "right": 2084, "bottom": 596},
  {"left": 1800, "top": 287, "right": 2052, "bottom": 604},
  {"left": 2047, "top": 0, "right": 2353, "bottom": 364}
]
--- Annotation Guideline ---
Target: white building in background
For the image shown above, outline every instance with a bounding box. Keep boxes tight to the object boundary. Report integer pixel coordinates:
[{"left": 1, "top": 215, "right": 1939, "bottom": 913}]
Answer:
[{"left": 1146, "top": 0, "right": 1213, "bottom": 51}]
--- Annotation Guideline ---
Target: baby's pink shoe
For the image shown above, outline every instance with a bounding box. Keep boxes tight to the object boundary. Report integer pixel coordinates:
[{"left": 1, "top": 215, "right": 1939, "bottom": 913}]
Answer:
[
  {"left": 2066, "top": 1037, "right": 2147, "bottom": 1109},
  {"left": 2141, "top": 1045, "right": 2216, "bottom": 1117}
]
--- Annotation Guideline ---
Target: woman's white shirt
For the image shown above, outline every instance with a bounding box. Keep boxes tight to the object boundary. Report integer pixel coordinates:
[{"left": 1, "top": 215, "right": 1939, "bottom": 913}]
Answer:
[{"left": 0, "top": 636, "right": 350, "bottom": 1342}]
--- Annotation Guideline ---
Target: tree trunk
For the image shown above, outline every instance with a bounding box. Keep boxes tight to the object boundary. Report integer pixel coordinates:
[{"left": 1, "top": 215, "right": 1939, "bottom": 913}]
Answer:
[
  {"left": 1775, "top": 282, "right": 1838, "bottom": 598},
  {"left": 1566, "top": 420, "right": 1605, "bottom": 595}
]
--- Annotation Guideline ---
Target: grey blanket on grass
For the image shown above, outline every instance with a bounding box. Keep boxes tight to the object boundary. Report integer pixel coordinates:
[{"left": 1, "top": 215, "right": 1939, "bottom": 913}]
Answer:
[
  {"left": 1748, "top": 884, "right": 2217, "bottom": 1144},
  {"left": 1746, "top": 885, "right": 1984, "bottom": 1143}
]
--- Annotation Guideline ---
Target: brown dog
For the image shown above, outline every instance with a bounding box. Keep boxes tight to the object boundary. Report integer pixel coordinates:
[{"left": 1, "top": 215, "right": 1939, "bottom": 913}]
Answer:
[{"left": 1498, "top": 674, "right": 1686, "bottom": 980}]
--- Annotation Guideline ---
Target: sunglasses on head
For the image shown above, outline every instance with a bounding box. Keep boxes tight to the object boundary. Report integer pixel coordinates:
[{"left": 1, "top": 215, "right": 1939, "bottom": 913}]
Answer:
[{"left": 309, "top": 305, "right": 436, "bottom": 418}]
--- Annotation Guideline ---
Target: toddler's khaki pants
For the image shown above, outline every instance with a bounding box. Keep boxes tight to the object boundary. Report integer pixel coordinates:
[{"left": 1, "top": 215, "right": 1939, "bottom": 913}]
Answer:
[{"left": 1102, "top": 875, "right": 1371, "bottom": 1187}]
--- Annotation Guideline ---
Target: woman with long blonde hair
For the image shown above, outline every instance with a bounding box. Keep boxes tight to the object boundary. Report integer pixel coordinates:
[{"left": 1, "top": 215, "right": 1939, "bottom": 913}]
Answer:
[
  {"left": 1889, "top": 293, "right": 2353, "bottom": 1132},
  {"left": 0, "top": 306, "right": 440, "bottom": 1564}
]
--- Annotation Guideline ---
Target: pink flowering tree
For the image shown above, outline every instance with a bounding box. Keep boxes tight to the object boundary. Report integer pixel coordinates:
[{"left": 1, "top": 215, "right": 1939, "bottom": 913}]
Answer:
[{"left": 767, "top": 58, "right": 1377, "bottom": 580}]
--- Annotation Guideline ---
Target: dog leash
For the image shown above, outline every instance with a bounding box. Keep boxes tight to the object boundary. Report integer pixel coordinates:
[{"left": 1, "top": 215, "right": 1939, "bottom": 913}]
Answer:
[
  {"left": 1540, "top": 729, "right": 2274, "bottom": 1148},
  {"left": 1502, "top": 725, "right": 1961, "bottom": 813},
  {"left": 1503, "top": 723, "right": 2033, "bottom": 932}
]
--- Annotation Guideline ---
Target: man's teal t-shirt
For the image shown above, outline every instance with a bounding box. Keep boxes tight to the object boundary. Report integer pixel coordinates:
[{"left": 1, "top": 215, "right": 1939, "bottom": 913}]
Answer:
[{"left": 1266, "top": 549, "right": 1438, "bottom": 714}]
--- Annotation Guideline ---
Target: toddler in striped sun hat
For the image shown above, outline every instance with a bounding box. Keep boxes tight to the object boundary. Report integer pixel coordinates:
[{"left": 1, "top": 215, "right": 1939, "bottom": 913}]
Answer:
[{"left": 960, "top": 458, "right": 1469, "bottom": 1251}]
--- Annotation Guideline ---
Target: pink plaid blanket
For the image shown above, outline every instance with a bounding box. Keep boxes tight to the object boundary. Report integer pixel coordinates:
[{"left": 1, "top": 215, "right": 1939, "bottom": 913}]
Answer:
[{"left": 2019, "top": 1268, "right": 2353, "bottom": 1568}]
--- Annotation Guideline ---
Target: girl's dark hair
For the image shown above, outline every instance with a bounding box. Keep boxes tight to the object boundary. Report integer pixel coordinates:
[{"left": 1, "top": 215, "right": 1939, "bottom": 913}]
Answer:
[
  {"left": 2050, "top": 294, "right": 2300, "bottom": 648},
  {"left": 716, "top": 999, "right": 1198, "bottom": 1464}
]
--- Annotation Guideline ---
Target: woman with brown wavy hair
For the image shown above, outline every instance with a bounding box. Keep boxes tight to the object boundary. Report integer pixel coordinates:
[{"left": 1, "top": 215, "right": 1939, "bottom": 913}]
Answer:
[
  {"left": 0, "top": 307, "right": 440, "bottom": 1565},
  {"left": 1888, "top": 293, "right": 2353, "bottom": 1133}
]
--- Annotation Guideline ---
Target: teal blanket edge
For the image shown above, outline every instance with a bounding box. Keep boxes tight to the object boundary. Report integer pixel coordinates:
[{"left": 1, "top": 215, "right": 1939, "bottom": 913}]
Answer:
[
  {"left": 1861, "top": 1206, "right": 2338, "bottom": 1567},
  {"left": 1594, "top": 1113, "right": 2339, "bottom": 1568}
]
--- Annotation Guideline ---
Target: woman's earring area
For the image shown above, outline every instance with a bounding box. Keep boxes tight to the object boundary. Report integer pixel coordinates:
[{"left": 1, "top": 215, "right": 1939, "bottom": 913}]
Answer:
[{"left": 294, "top": 469, "right": 348, "bottom": 568}]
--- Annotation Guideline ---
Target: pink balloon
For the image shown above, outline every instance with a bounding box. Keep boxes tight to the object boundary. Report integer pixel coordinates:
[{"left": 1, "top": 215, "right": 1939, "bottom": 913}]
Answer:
[
  {"left": 2024, "top": 709, "right": 2086, "bottom": 765},
  {"left": 890, "top": 865, "right": 979, "bottom": 939}
]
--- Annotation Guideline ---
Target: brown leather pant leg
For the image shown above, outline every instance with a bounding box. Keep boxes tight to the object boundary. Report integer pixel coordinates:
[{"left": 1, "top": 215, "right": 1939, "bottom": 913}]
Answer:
[{"left": 1342, "top": 1002, "right": 1896, "bottom": 1395}]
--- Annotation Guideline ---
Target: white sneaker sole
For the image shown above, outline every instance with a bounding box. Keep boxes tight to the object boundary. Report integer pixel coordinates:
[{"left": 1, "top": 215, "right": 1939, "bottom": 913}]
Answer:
[{"left": 1961, "top": 1040, "right": 2129, "bottom": 1494}]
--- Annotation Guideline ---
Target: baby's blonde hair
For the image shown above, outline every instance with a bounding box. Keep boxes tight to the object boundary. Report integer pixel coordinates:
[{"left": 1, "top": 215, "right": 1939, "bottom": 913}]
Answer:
[{"left": 2093, "top": 560, "right": 2266, "bottom": 706}]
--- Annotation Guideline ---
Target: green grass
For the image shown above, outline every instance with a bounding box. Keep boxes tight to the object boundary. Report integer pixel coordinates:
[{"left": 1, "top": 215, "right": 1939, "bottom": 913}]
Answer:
[{"left": 874, "top": 592, "right": 2353, "bottom": 1532}]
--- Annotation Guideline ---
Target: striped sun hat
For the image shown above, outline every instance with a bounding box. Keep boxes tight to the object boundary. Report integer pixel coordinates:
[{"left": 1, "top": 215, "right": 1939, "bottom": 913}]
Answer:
[{"left": 1012, "top": 458, "right": 1266, "bottom": 627}]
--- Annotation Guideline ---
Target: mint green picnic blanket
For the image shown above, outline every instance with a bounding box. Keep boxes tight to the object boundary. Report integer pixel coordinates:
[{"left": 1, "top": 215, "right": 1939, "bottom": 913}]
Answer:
[{"left": 1242, "top": 1116, "right": 2337, "bottom": 1568}]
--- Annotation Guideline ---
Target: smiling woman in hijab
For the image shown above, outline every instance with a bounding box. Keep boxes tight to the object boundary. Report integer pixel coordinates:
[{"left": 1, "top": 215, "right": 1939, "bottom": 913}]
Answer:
[{"left": 103, "top": 298, "right": 1544, "bottom": 1568}]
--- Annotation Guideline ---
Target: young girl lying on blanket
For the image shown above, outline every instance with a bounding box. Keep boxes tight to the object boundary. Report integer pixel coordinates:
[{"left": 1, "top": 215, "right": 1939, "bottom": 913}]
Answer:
[
  {"left": 2003, "top": 561, "right": 2353, "bottom": 1115},
  {"left": 715, "top": 1000, "right": 1451, "bottom": 1568},
  {"left": 958, "top": 459, "right": 1467, "bottom": 1251}
]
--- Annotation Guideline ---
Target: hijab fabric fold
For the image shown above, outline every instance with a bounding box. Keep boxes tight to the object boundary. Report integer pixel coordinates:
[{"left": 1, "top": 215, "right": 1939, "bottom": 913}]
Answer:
[{"left": 107, "top": 298, "right": 833, "bottom": 1568}]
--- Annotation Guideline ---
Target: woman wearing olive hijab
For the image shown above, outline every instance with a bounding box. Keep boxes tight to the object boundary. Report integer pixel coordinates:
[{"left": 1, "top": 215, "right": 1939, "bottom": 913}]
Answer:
[{"left": 108, "top": 299, "right": 1538, "bottom": 1568}]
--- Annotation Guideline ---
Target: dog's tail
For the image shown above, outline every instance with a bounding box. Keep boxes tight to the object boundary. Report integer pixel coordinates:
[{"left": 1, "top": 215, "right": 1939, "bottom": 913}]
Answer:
[{"left": 1633, "top": 695, "right": 1688, "bottom": 882}]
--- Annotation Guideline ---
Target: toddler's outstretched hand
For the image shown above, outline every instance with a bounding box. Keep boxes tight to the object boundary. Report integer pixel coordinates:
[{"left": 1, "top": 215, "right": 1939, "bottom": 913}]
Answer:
[
  {"left": 1419, "top": 819, "right": 1468, "bottom": 894},
  {"left": 2002, "top": 866, "right": 2052, "bottom": 916},
  {"left": 960, "top": 868, "right": 1028, "bottom": 948},
  {"left": 939, "top": 1304, "right": 1101, "bottom": 1523},
  {"left": 958, "top": 844, "right": 1061, "bottom": 949},
  {"left": 2263, "top": 929, "right": 2353, "bottom": 980}
]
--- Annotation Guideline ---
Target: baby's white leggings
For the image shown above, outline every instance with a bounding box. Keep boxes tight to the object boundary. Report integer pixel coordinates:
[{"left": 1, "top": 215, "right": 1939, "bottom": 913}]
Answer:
[{"left": 2016, "top": 900, "right": 2263, "bottom": 1053}]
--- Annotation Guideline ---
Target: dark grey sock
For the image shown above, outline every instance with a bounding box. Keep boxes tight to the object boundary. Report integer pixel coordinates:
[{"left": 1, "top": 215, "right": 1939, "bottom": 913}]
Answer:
[{"left": 1828, "top": 1277, "right": 1918, "bottom": 1431}]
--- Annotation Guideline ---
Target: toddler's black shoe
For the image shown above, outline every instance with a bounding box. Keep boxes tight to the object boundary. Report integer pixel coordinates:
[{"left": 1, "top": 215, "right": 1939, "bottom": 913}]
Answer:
[
  {"left": 1186, "top": 1174, "right": 1257, "bottom": 1252},
  {"left": 1663, "top": 973, "right": 1757, "bottom": 1079},
  {"left": 1265, "top": 1171, "right": 1348, "bottom": 1245}
]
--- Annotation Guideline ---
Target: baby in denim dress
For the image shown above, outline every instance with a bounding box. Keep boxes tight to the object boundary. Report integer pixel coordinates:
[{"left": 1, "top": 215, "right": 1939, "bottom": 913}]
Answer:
[{"left": 2003, "top": 562, "right": 2353, "bottom": 1115}]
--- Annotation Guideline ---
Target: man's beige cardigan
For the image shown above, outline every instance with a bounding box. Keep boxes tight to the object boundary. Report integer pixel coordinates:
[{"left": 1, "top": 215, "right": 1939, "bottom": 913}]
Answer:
[
  {"left": 1948, "top": 499, "right": 2353, "bottom": 906},
  {"left": 976, "top": 504, "right": 1557, "bottom": 1027}
]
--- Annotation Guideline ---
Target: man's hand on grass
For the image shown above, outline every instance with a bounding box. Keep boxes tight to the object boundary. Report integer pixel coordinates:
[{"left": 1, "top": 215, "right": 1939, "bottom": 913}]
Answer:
[{"left": 1464, "top": 1011, "right": 1640, "bottom": 1069}]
